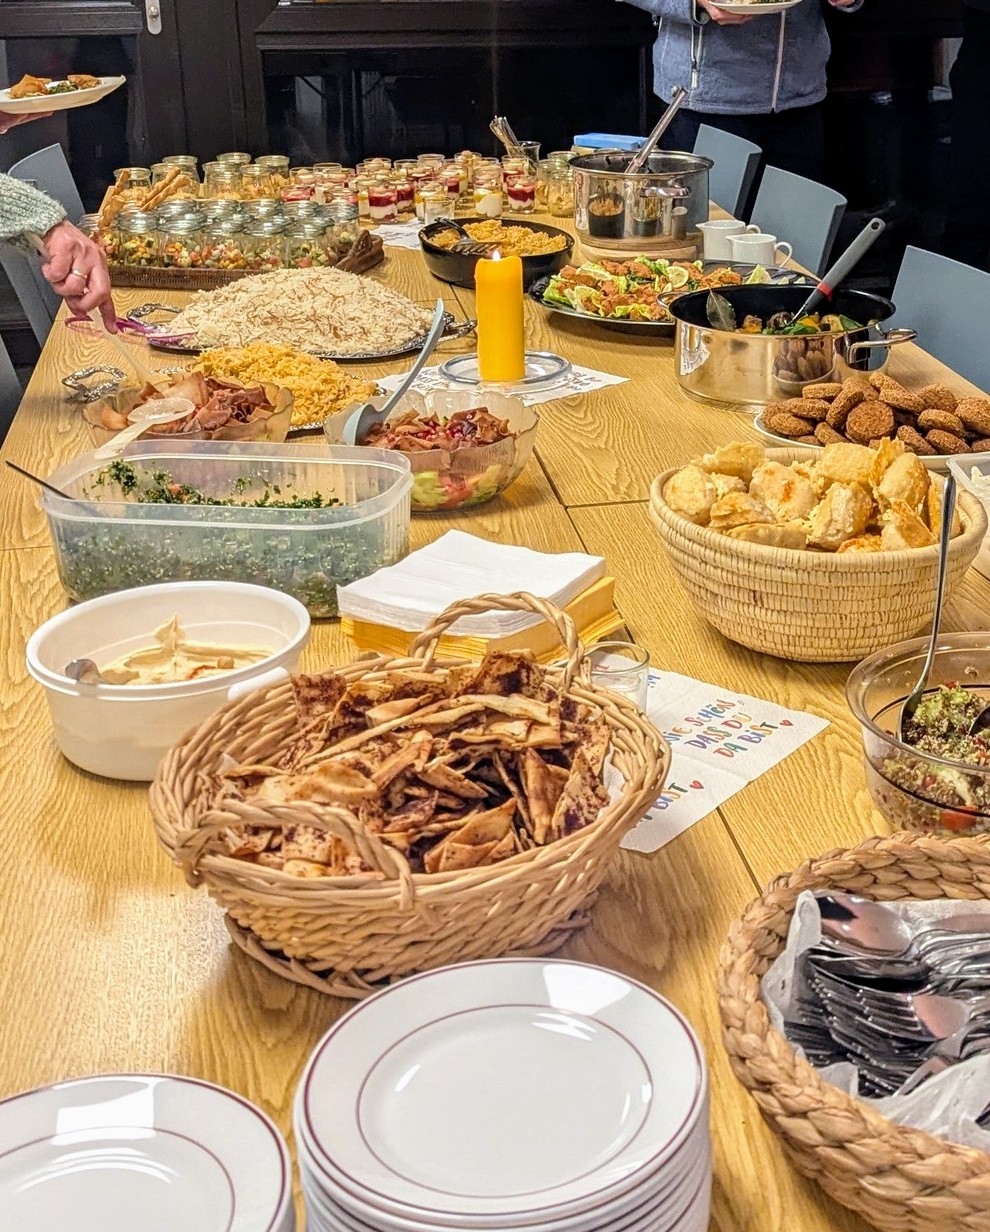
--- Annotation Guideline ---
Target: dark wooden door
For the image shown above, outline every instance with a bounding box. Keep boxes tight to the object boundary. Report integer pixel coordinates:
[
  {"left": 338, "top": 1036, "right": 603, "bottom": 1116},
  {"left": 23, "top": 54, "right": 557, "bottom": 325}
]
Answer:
[{"left": 0, "top": 0, "right": 188, "bottom": 202}]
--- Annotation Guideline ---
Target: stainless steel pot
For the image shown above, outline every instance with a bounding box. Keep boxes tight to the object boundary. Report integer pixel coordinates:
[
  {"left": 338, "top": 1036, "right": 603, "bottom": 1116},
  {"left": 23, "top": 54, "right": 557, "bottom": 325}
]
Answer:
[
  {"left": 570, "top": 150, "right": 712, "bottom": 256},
  {"left": 669, "top": 285, "right": 917, "bottom": 407}
]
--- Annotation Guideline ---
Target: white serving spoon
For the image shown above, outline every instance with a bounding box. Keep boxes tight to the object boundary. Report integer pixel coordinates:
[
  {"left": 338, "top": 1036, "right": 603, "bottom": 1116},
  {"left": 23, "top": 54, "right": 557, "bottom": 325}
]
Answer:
[{"left": 92, "top": 396, "right": 195, "bottom": 460}]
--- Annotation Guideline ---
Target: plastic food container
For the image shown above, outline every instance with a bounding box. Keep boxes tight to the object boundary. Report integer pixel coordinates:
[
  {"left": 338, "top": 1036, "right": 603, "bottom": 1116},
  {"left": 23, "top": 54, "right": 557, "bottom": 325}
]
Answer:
[
  {"left": 41, "top": 441, "right": 411, "bottom": 617},
  {"left": 847, "top": 633, "right": 990, "bottom": 835},
  {"left": 26, "top": 581, "right": 311, "bottom": 780},
  {"left": 948, "top": 453, "right": 990, "bottom": 576},
  {"left": 322, "top": 390, "right": 537, "bottom": 512}
]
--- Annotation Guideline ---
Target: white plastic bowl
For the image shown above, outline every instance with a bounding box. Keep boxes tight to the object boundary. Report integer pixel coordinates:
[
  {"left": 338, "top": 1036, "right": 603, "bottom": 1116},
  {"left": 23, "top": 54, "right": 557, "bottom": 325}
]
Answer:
[{"left": 26, "top": 581, "right": 310, "bottom": 781}]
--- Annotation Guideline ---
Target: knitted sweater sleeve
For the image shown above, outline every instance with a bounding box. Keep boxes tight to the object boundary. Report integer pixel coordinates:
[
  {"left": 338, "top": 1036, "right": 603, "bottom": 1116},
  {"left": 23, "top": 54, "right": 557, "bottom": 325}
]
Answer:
[{"left": 0, "top": 173, "right": 66, "bottom": 253}]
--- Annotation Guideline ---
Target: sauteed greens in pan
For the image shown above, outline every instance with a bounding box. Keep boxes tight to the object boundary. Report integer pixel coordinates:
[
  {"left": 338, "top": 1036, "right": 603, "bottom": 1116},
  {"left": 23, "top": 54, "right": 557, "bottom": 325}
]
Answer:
[{"left": 739, "top": 312, "right": 863, "bottom": 337}]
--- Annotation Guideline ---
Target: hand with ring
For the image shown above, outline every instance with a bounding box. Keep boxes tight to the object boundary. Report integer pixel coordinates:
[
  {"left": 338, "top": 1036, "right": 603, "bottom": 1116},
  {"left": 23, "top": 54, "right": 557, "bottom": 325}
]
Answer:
[{"left": 39, "top": 218, "right": 117, "bottom": 331}]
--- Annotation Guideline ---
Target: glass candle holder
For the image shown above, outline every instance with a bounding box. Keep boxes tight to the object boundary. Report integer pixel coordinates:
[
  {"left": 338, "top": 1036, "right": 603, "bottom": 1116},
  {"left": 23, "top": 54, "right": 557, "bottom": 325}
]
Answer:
[{"left": 587, "top": 643, "right": 651, "bottom": 711}]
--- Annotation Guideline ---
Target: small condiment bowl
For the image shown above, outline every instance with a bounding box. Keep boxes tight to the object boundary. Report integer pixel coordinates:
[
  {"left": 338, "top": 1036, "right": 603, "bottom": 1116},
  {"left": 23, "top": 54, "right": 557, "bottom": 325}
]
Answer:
[
  {"left": 847, "top": 632, "right": 990, "bottom": 836},
  {"left": 26, "top": 581, "right": 310, "bottom": 781}
]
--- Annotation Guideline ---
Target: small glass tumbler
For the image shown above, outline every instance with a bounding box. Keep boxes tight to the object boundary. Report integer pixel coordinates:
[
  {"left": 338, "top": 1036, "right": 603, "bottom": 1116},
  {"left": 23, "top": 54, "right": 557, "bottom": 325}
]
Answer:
[{"left": 587, "top": 642, "right": 651, "bottom": 711}]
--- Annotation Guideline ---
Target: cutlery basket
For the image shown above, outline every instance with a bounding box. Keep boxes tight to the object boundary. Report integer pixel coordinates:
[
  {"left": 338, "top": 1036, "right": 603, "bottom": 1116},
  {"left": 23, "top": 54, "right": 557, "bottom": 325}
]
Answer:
[
  {"left": 150, "top": 592, "right": 670, "bottom": 999},
  {"left": 719, "top": 831, "right": 990, "bottom": 1232}
]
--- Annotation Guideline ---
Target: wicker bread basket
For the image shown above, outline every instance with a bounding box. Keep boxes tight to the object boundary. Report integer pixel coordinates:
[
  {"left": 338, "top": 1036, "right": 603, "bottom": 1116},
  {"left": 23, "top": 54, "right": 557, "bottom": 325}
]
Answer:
[
  {"left": 649, "top": 447, "right": 987, "bottom": 663},
  {"left": 719, "top": 832, "right": 990, "bottom": 1232},
  {"left": 149, "top": 592, "right": 670, "bottom": 999}
]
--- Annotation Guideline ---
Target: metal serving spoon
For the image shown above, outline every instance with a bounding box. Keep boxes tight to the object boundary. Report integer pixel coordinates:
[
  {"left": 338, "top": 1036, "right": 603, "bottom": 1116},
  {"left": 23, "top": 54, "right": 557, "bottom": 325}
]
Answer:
[
  {"left": 897, "top": 473, "right": 957, "bottom": 741},
  {"left": 625, "top": 86, "right": 688, "bottom": 176},
  {"left": 341, "top": 299, "right": 447, "bottom": 445}
]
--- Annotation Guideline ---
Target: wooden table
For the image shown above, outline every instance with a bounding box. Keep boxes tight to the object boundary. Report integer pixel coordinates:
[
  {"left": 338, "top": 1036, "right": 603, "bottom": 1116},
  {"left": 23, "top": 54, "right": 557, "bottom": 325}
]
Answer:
[{"left": 2, "top": 224, "right": 989, "bottom": 1232}]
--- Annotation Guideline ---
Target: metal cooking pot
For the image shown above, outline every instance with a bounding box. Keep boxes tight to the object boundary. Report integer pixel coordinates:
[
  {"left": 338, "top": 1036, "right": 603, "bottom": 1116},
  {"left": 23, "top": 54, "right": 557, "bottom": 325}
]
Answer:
[
  {"left": 570, "top": 150, "right": 712, "bottom": 256},
  {"left": 669, "top": 285, "right": 917, "bottom": 407}
]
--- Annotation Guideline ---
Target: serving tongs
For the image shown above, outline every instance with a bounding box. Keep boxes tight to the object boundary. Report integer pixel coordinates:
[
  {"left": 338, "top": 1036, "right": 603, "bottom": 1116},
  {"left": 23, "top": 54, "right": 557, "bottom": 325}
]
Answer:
[
  {"left": 765, "top": 217, "right": 886, "bottom": 332},
  {"left": 435, "top": 218, "right": 497, "bottom": 257}
]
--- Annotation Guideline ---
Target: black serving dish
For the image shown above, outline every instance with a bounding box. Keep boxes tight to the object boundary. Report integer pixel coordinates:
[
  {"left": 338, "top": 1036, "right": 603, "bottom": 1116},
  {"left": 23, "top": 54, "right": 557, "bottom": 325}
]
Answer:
[{"left": 419, "top": 217, "right": 574, "bottom": 289}]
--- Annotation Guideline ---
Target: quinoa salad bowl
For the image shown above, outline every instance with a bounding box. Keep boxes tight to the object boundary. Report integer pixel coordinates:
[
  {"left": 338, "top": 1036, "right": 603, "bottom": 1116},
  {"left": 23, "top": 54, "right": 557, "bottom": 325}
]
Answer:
[{"left": 847, "top": 632, "right": 990, "bottom": 836}]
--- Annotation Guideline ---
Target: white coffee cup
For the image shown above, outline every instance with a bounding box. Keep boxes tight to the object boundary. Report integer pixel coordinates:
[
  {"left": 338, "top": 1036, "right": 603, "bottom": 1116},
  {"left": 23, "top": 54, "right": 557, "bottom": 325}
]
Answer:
[
  {"left": 728, "top": 232, "right": 793, "bottom": 267},
  {"left": 697, "top": 219, "right": 759, "bottom": 260}
]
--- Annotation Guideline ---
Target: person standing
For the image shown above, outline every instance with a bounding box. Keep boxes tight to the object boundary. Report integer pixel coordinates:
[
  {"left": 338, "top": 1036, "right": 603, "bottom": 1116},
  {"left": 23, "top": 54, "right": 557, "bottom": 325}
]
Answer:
[
  {"left": 619, "top": 0, "right": 863, "bottom": 185},
  {"left": 942, "top": 0, "right": 990, "bottom": 271}
]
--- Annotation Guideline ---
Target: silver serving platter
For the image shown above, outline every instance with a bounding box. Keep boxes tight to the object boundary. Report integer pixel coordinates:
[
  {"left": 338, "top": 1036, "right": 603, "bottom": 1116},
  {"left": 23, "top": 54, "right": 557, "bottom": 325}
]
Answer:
[
  {"left": 128, "top": 303, "right": 471, "bottom": 362},
  {"left": 529, "top": 261, "right": 815, "bottom": 336}
]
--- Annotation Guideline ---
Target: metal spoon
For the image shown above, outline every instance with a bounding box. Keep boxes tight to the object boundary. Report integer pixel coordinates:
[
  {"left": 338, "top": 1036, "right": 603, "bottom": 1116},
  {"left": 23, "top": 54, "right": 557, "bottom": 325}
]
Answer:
[
  {"left": 625, "top": 86, "right": 688, "bottom": 176},
  {"left": 65, "top": 658, "right": 108, "bottom": 685},
  {"left": 897, "top": 474, "right": 957, "bottom": 741},
  {"left": 342, "top": 299, "right": 447, "bottom": 445},
  {"left": 5, "top": 459, "right": 77, "bottom": 501}
]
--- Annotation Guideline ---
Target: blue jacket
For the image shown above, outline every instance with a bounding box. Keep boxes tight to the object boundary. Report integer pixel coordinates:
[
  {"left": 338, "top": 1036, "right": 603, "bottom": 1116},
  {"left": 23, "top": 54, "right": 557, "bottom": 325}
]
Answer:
[{"left": 621, "top": 0, "right": 862, "bottom": 115}]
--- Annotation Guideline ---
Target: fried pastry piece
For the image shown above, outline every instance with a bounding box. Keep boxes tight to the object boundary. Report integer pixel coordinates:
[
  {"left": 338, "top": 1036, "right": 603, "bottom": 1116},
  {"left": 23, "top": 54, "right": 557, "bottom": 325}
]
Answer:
[
  {"left": 926, "top": 483, "right": 963, "bottom": 540},
  {"left": 875, "top": 451, "right": 930, "bottom": 515},
  {"left": 749, "top": 460, "right": 817, "bottom": 523},
  {"left": 67, "top": 74, "right": 100, "bottom": 89},
  {"left": 806, "top": 482, "right": 874, "bottom": 550},
  {"left": 8, "top": 74, "right": 50, "bottom": 99},
  {"left": 663, "top": 465, "right": 717, "bottom": 526},
  {"left": 725, "top": 521, "right": 808, "bottom": 549},
  {"left": 710, "top": 472, "right": 746, "bottom": 500},
  {"left": 881, "top": 501, "right": 937, "bottom": 550},
  {"left": 836, "top": 534, "right": 884, "bottom": 554},
  {"left": 708, "top": 491, "right": 774, "bottom": 533},
  {"left": 694, "top": 441, "right": 765, "bottom": 483},
  {"left": 813, "top": 442, "right": 875, "bottom": 493}
]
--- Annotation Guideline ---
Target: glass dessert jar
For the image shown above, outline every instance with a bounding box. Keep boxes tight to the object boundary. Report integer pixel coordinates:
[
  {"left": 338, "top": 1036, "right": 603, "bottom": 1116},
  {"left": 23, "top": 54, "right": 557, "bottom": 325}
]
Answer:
[
  {"left": 204, "top": 166, "right": 242, "bottom": 202},
  {"left": 256, "top": 155, "right": 290, "bottom": 185},
  {"left": 116, "top": 213, "right": 159, "bottom": 266},
  {"left": 393, "top": 177, "right": 414, "bottom": 214},
  {"left": 286, "top": 220, "right": 332, "bottom": 268},
  {"left": 200, "top": 219, "right": 247, "bottom": 270},
  {"left": 160, "top": 216, "right": 204, "bottom": 268},
  {"left": 547, "top": 166, "right": 575, "bottom": 218},
  {"left": 420, "top": 184, "right": 448, "bottom": 224},
  {"left": 217, "top": 151, "right": 252, "bottom": 167},
  {"left": 242, "top": 218, "right": 286, "bottom": 271},
  {"left": 161, "top": 155, "right": 200, "bottom": 184},
  {"left": 367, "top": 180, "right": 398, "bottom": 223},
  {"left": 473, "top": 167, "right": 503, "bottom": 218},
  {"left": 240, "top": 164, "right": 275, "bottom": 200},
  {"left": 113, "top": 167, "right": 151, "bottom": 203},
  {"left": 506, "top": 176, "right": 536, "bottom": 213},
  {"left": 325, "top": 199, "right": 361, "bottom": 254}
]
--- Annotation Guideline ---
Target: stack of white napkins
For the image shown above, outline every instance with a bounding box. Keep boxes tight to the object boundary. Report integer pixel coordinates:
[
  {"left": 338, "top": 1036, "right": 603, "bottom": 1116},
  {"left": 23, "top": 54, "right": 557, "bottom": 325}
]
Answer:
[{"left": 338, "top": 531, "right": 607, "bottom": 635}]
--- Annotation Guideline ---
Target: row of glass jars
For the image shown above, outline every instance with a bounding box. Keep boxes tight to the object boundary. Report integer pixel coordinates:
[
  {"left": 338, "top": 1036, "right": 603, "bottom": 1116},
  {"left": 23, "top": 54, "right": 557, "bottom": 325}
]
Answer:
[
  {"left": 109, "top": 146, "right": 576, "bottom": 222},
  {"left": 98, "top": 202, "right": 359, "bottom": 271}
]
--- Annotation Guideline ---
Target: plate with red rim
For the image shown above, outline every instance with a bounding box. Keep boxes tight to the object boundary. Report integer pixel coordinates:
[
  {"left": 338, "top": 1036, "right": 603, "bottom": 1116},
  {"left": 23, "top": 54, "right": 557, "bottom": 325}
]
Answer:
[{"left": 0, "top": 75, "right": 126, "bottom": 113}]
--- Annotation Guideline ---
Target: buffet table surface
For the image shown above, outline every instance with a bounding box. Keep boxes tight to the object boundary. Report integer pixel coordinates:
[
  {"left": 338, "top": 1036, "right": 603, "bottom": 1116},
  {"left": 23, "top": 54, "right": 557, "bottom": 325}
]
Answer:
[{"left": 2, "top": 217, "right": 990, "bottom": 1232}]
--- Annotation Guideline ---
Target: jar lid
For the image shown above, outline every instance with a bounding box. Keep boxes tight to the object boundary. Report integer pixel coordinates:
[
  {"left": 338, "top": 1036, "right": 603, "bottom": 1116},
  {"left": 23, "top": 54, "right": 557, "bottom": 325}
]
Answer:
[
  {"left": 163, "top": 216, "right": 202, "bottom": 234},
  {"left": 243, "top": 198, "right": 282, "bottom": 215},
  {"left": 287, "top": 220, "right": 327, "bottom": 238},
  {"left": 118, "top": 213, "right": 158, "bottom": 233},
  {"left": 245, "top": 218, "right": 286, "bottom": 235},
  {"left": 206, "top": 218, "right": 244, "bottom": 236},
  {"left": 256, "top": 154, "right": 290, "bottom": 168}
]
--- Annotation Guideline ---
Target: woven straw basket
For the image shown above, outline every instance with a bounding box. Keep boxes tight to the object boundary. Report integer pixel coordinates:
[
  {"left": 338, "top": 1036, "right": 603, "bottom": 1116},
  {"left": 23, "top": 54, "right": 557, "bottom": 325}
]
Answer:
[
  {"left": 649, "top": 448, "right": 987, "bottom": 663},
  {"left": 719, "top": 831, "right": 990, "bottom": 1232},
  {"left": 149, "top": 592, "right": 670, "bottom": 999}
]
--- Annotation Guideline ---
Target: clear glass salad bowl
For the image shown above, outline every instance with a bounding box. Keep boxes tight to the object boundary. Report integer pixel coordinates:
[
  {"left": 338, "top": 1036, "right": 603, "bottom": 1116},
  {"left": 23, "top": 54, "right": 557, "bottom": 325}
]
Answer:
[{"left": 846, "top": 632, "right": 990, "bottom": 836}]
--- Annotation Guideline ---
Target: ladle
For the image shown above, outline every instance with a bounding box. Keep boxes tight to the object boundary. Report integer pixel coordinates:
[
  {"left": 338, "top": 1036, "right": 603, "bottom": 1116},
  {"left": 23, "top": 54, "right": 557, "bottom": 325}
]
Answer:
[{"left": 625, "top": 86, "right": 688, "bottom": 176}]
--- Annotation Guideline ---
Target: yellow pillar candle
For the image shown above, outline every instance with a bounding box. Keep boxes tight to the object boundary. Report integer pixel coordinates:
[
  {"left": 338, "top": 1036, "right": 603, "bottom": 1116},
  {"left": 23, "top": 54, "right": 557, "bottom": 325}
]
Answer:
[{"left": 475, "top": 252, "right": 525, "bottom": 382}]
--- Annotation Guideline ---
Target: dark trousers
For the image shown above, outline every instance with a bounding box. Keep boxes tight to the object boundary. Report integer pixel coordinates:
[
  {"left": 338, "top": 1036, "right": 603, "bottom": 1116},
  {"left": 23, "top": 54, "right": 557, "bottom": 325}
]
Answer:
[
  {"left": 943, "top": 5, "right": 990, "bottom": 270},
  {"left": 657, "top": 102, "right": 826, "bottom": 215}
]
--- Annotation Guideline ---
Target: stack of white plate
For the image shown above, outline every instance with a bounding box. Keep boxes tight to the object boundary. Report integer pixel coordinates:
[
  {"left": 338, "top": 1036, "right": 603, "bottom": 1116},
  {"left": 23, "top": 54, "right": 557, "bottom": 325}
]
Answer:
[
  {"left": 0, "top": 1073, "right": 294, "bottom": 1231},
  {"left": 295, "top": 959, "right": 710, "bottom": 1232}
]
